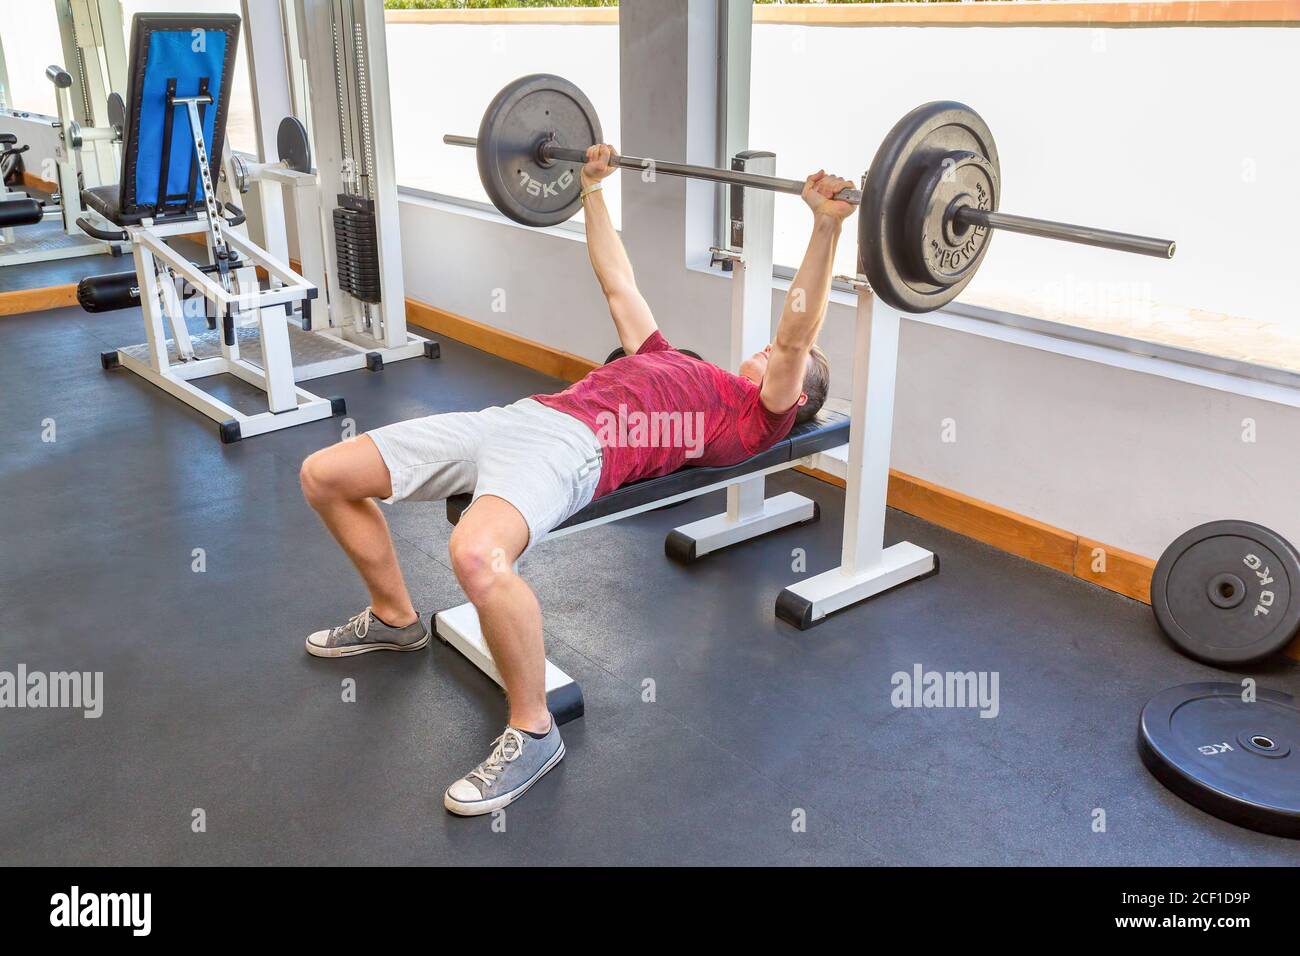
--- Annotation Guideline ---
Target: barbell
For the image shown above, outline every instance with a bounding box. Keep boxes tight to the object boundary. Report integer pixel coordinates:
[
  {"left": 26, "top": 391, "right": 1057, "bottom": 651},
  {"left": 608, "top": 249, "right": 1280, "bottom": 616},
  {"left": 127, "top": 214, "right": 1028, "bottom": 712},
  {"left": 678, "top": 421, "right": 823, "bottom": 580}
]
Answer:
[{"left": 445, "top": 74, "right": 1176, "bottom": 314}]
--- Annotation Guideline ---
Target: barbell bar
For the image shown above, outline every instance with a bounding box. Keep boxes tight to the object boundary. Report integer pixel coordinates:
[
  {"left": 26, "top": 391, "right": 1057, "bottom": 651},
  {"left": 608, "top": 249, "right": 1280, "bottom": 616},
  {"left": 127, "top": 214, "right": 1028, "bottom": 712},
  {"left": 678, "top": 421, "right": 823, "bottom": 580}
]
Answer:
[
  {"left": 953, "top": 208, "right": 1174, "bottom": 260},
  {"left": 447, "top": 130, "right": 1175, "bottom": 262},
  {"left": 443, "top": 133, "right": 863, "bottom": 202},
  {"left": 446, "top": 74, "right": 1176, "bottom": 313}
]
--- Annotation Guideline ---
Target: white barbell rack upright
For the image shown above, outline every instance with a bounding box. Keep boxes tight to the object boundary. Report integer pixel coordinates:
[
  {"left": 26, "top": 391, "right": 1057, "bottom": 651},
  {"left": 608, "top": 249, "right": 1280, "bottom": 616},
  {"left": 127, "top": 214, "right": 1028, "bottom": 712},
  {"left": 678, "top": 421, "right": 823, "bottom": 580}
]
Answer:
[{"left": 775, "top": 273, "right": 937, "bottom": 629}]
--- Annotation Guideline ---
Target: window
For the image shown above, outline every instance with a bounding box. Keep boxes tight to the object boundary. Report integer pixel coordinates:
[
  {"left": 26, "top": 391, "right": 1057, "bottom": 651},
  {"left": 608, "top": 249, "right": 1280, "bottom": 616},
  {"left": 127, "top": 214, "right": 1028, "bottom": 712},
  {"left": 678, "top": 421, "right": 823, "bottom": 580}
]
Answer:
[
  {"left": 0, "top": 2, "right": 67, "bottom": 116},
  {"left": 744, "top": 5, "right": 1300, "bottom": 371},
  {"left": 385, "top": 4, "right": 621, "bottom": 227},
  {"left": 0, "top": 1, "right": 257, "bottom": 153},
  {"left": 120, "top": 0, "right": 258, "bottom": 154}
]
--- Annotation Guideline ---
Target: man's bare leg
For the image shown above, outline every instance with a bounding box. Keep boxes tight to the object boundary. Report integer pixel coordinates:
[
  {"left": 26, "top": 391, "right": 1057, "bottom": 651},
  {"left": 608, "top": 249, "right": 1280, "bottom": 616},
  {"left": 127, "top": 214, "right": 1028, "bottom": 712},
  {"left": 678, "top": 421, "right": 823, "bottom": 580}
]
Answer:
[
  {"left": 447, "top": 495, "right": 550, "bottom": 734},
  {"left": 300, "top": 436, "right": 417, "bottom": 628}
]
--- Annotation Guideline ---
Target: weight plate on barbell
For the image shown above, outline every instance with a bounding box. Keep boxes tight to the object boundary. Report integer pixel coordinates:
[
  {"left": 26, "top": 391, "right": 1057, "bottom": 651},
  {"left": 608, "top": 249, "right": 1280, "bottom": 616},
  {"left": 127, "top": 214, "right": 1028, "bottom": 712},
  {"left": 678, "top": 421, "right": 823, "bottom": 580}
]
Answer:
[
  {"left": 904, "top": 150, "right": 997, "bottom": 287},
  {"left": 475, "top": 74, "right": 601, "bottom": 227},
  {"left": 1151, "top": 520, "right": 1300, "bottom": 666},
  {"left": 860, "top": 102, "right": 1000, "bottom": 314},
  {"left": 1138, "top": 682, "right": 1300, "bottom": 838}
]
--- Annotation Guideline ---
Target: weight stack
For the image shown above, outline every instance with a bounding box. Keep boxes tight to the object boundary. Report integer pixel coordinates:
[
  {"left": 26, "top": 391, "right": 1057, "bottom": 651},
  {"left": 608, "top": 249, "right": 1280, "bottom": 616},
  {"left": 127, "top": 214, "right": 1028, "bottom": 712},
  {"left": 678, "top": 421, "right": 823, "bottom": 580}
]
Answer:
[{"left": 332, "top": 194, "right": 382, "bottom": 304}]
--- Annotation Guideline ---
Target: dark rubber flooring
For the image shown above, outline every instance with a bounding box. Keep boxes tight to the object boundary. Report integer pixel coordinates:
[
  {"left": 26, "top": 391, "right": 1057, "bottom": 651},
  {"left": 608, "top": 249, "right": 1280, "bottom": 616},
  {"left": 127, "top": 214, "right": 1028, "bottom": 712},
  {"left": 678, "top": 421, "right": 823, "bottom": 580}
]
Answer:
[{"left": 1, "top": 300, "right": 1297, "bottom": 865}]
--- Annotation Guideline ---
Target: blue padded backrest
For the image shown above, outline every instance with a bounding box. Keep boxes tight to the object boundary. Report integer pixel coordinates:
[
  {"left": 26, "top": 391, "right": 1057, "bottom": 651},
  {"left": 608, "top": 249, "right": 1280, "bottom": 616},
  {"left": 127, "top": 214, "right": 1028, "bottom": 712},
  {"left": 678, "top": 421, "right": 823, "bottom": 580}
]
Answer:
[{"left": 118, "top": 14, "right": 240, "bottom": 220}]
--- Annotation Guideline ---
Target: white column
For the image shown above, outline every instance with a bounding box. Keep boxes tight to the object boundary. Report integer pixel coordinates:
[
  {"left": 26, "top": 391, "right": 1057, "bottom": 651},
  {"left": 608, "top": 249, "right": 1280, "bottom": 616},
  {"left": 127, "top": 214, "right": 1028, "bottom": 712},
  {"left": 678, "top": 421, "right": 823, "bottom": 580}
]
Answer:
[{"left": 726, "top": 151, "right": 776, "bottom": 523}]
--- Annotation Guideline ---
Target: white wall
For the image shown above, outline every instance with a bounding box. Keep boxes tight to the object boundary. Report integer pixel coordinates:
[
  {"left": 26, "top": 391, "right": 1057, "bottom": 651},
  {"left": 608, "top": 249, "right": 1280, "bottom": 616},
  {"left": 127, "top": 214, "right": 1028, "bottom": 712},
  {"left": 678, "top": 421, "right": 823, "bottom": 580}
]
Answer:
[
  {"left": 395, "top": 0, "right": 1300, "bottom": 560},
  {"left": 0, "top": 0, "right": 65, "bottom": 178},
  {"left": 0, "top": 0, "right": 259, "bottom": 153},
  {"left": 0, "top": 0, "right": 63, "bottom": 116}
]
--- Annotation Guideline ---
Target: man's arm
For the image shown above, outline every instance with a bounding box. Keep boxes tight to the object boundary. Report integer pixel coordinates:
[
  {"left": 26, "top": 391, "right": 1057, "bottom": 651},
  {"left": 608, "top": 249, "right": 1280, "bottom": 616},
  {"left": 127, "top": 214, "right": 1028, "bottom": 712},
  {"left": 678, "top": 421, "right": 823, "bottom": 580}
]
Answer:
[
  {"left": 581, "top": 144, "right": 658, "bottom": 355},
  {"left": 760, "top": 171, "right": 856, "bottom": 414}
]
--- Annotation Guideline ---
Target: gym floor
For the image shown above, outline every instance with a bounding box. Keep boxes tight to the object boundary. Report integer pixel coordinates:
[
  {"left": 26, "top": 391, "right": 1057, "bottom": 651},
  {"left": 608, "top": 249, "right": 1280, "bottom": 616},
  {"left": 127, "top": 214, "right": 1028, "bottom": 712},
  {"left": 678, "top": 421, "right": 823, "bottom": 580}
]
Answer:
[{"left": 3, "top": 299, "right": 1298, "bottom": 866}]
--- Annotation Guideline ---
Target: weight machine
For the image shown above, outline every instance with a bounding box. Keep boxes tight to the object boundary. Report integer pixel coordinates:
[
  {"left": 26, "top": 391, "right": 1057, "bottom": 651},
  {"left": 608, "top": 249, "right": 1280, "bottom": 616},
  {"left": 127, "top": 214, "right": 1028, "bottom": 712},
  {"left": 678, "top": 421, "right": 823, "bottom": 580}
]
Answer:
[
  {"left": 78, "top": 0, "right": 435, "bottom": 440},
  {"left": 78, "top": 13, "right": 340, "bottom": 442},
  {"left": 217, "top": 0, "right": 435, "bottom": 380}
]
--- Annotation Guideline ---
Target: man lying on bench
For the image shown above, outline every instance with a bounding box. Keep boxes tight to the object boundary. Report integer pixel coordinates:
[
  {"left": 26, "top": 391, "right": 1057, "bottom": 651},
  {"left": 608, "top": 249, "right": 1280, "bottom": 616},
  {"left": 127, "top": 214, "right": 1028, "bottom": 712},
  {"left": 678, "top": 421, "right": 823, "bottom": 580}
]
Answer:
[{"left": 299, "top": 144, "right": 852, "bottom": 816}]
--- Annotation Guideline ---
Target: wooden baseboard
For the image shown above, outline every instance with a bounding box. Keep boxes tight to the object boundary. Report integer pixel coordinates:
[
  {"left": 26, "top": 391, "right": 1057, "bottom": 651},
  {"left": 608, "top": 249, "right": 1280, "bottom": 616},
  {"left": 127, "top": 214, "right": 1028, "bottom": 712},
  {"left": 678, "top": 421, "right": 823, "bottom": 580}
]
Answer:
[
  {"left": 21, "top": 171, "right": 58, "bottom": 194},
  {"left": 0, "top": 283, "right": 78, "bottom": 316},
  {"left": 799, "top": 463, "right": 1158, "bottom": 597},
  {"left": 404, "top": 297, "right": 598, "bottom": 383},
  {"left": 1075, "top": 536, "right": 1156, "bottom": 605}
]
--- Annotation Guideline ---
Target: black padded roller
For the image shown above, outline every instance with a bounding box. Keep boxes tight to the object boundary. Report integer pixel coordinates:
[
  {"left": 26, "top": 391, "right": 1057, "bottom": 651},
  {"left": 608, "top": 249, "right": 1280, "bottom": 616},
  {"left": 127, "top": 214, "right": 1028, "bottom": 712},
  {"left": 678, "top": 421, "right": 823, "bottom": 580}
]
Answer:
[
  {"left": 0, "top": 198, "right": 44, "bottom": 228},
  {"left": 77, "top": 271, "right": 139, "bottom": 313}
]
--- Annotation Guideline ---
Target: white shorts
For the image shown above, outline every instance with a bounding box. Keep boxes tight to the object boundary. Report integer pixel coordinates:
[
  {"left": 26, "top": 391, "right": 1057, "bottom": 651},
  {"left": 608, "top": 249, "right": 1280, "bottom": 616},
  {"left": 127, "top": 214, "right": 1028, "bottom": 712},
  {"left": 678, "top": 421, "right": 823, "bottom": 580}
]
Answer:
[{"left": 367, "top": 398, "right": 604, "bottom": 554}]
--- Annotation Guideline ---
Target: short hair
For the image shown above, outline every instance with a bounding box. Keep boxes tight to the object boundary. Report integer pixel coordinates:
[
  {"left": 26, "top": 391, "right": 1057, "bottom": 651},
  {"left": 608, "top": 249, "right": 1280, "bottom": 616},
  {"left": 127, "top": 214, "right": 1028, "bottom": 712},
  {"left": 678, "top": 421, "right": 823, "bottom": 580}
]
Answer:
[{"left": 796, "top": 344, "right": 830, "bottom": 424}]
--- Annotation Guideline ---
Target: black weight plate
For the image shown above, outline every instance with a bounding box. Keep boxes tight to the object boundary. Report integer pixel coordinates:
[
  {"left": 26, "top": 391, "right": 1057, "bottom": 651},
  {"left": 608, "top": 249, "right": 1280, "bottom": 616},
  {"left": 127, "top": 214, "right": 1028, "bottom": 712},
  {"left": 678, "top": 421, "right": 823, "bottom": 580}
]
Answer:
[
  {"left": 334, "top": 238, "right": 379, "bottom": 252},
  {"left": 1152, "top": 520, "right": 1300, "bottom": 665},
  {"left": 107, "top": 91, "right": 127, "bottom": 132},
  {"left": 904, "top": 150, "right": 997, "bottom": 286},
  {"left": 1138, "top": 682, "right": 1300, "bottom": 838},
  {"left": 277, "top": 116, "right": 312, "bottom": 173},
  {"left": 860, "top": 102, "right": 999, "bottom": 314},
  {"left": 336, "top": 272, "right": 379, "bottom": 285},
  {"left": 476, "top": 74, "right": 600, "bottom": 227}
]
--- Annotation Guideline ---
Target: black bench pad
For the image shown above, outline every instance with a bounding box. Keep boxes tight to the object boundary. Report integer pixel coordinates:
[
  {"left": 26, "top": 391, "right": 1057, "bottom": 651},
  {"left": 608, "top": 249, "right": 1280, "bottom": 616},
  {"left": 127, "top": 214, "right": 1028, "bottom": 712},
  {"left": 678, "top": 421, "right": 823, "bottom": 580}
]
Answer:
[
  {"left": 82, "top": 183, "right": 205, "bottom": 228},
  {"left": 81, "top": 184, "right": 127, "bottom": 225},
  {"left": 446, "top": 408, "right": 849, "bottom": 530}
]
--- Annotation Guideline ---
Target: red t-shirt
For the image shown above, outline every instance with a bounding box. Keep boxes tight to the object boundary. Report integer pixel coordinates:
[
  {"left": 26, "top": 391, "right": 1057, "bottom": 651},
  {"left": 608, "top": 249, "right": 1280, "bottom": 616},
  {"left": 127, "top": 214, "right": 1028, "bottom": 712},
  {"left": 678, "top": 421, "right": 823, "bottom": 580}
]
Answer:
[{"left": 532, "top": 331, "right": 799, "bottom": 499}]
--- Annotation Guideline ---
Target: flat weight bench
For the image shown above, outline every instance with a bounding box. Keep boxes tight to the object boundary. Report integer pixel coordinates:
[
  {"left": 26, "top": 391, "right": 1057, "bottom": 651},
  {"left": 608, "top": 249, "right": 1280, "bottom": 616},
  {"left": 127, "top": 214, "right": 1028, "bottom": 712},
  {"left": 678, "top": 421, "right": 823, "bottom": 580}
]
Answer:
[
  {"left": 75, "top": 13, "right": 340, "bottom": 442},
  {"left": 435, "top": 407, "right": 851, "bottom": 724}
]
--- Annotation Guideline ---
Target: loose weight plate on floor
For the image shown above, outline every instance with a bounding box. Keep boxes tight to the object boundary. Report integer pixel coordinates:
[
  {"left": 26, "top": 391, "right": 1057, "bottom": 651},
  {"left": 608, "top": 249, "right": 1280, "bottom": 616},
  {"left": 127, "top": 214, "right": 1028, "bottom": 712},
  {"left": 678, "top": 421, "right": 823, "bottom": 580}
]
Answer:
[
  {"left": 1138, "top": 682, "right": 1300, "bottom": 838},
  {"left": 1151, "top": 520, "right": 1300, "bottom": 665}
]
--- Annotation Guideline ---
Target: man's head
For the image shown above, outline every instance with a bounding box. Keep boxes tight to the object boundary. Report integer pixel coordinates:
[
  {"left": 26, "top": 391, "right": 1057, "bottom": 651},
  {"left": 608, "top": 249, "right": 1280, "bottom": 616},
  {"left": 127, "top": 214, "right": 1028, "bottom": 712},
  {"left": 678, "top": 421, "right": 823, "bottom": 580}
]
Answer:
[{"left": 738, "top": 343, "right": 830, "bottom": 425}]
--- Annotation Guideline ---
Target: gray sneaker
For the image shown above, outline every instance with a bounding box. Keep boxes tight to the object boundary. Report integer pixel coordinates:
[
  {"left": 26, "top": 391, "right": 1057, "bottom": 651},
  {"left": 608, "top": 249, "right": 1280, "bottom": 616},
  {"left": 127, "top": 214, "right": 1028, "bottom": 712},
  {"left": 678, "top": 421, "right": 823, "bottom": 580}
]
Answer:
[
  {"left": 444, "top": 721, "right": 565, "bottom": 816},
  {"left": 305, "top": 607, "right": 429, "bottom": 658}
]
